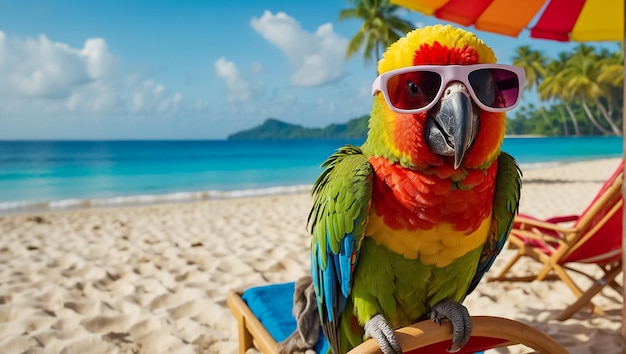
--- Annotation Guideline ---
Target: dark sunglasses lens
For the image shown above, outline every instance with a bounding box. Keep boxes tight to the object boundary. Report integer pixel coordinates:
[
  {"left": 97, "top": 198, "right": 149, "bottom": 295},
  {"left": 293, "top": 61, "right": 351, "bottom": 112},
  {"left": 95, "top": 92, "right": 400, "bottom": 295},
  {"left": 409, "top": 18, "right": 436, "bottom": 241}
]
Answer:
[
  {"left": 468, "top": 69, "right": 520, "bottom": 108},
  {"left": 386, "top": 71, "right": 442, "bottom": 110}
]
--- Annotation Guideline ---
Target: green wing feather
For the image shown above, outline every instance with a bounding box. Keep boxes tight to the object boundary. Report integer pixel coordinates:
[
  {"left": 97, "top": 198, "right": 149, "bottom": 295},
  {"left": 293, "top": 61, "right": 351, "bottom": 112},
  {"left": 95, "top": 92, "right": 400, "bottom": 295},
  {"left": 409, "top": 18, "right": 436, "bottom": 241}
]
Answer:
[
  {"left": 308, "top": 145, "right": 373, "bottom": 353},
  {"left": 467, "top": 152, "right": 522, "bottom": 294}
]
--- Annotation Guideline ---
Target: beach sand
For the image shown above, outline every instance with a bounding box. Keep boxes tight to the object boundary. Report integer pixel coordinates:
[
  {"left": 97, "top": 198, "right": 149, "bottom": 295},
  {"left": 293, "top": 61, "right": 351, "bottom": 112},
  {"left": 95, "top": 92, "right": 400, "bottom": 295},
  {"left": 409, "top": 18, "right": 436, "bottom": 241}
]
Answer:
[{"left": 0, "top": 158, "right": 622, "bottom": 354}]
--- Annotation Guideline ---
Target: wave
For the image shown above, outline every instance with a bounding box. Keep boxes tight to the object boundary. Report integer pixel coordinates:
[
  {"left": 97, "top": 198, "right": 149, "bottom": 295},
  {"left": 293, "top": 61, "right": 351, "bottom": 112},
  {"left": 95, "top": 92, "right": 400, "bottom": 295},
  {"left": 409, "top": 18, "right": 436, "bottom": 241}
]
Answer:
[
  {"left": 517, "top": 161, "right": 561, "bottom": 170},
  {"left": 0, "top": 184, "right": 313, "bottom": 215},
  {"left": 517, "top": 157, "right": 620, "bottom": 170}
]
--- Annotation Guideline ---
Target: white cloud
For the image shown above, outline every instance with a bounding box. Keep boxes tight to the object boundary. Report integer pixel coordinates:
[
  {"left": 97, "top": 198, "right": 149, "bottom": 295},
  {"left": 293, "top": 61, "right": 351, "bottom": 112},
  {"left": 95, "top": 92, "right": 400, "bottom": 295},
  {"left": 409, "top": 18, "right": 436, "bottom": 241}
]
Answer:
[
  {"left": 250, "top": 11, "right": 348, "bottom": 87},
  {"left": 81, "top": 38, "right": 116, "bottom": 79},
  {"left": 214, "top": 57, "right": 252, "bottom": 102},
  {"left": 0, "top": 31, "right": 183, "bottom": 117},
  {"left": 250, "top": 61, "right": 264, "bottom": 74},
  {"left": 0, "top": 32, "right": 90, "bottom": 98}
]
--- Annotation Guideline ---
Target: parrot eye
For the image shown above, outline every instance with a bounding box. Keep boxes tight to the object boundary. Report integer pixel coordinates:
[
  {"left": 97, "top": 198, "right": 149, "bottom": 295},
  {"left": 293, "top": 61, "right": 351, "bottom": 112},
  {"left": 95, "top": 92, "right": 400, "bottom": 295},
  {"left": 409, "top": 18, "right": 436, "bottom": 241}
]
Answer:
[
  {"left": 386, "top": 71, "right": 441, "bottom": 111},
  {"left": 407, "top": 81, "right": 423, "bottom": 98}
]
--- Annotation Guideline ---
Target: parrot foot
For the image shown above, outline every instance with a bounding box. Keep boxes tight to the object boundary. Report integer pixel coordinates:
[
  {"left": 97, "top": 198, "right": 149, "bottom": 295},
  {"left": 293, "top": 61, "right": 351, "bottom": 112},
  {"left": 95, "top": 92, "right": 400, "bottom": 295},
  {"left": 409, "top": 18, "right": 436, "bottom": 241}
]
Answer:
[
  {"left": 277, "top": 275, "right": 320, "bottom": 354},
  {"left": 364, "top": 314, "right": 402, "bottom": 354},
  {"left": 429, "top": 299, "right": 472, "bottom": 353}
]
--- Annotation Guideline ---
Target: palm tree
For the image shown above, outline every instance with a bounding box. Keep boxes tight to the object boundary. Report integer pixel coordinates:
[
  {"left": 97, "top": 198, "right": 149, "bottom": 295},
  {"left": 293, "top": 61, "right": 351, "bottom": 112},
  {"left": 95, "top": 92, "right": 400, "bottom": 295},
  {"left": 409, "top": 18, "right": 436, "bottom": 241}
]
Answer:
[
  {"left": 511, "top": 43, "right": 623, "bottom": 136},
  {"left": 512, "top": 46, "right": 547, "bottom": 95},
  {"left": 538, "top": 52, "right": 580, "bottom": 135},
  {"left": 512, "top": 46, "right": 551, "bottom": 131},
  {"left": 340, "top": 0, "right": 414, "bottom": 66},
  {"left": 597, "top": 45, "right": 624, "bottom": 87},
  {"left": 562, "top": 45, "right": 620, "bottom": 135},
  {"left": 596, "top": 44, "right": 624, "bottom": 131}
]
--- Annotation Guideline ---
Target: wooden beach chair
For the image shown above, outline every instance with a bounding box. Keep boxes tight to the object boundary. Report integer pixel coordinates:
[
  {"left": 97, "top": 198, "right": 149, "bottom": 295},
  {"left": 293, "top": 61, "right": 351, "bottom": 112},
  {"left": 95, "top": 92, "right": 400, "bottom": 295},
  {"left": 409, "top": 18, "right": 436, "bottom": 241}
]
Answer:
[
  {"left": 227, "top": 282, "right": 567, "bottom": 353},
  {"left": 489, "top": 161, "right": 624, "bottom": 321}
]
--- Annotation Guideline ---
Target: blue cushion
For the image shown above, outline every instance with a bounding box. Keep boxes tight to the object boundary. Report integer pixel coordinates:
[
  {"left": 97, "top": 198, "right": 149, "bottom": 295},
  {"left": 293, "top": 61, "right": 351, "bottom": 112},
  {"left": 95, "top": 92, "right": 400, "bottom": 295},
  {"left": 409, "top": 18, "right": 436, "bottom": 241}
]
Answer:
[{"left": 242, "top": 282, "right": 329, "bottom": 353}]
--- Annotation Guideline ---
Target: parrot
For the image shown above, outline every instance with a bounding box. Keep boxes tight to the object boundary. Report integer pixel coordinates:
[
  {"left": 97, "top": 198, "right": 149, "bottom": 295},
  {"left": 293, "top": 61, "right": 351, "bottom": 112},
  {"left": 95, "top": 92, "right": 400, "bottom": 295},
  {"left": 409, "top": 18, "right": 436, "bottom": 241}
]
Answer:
[{"left": 306, "top": 24, "right": 524, "bottom": 354}]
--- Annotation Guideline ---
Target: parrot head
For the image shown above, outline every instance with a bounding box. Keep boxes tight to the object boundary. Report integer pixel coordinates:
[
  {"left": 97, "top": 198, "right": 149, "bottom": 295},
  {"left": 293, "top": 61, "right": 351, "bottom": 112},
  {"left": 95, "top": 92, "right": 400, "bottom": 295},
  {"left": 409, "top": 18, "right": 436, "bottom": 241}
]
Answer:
[{"left": 365, "top": 25, "right": 525, "bottom": 171}]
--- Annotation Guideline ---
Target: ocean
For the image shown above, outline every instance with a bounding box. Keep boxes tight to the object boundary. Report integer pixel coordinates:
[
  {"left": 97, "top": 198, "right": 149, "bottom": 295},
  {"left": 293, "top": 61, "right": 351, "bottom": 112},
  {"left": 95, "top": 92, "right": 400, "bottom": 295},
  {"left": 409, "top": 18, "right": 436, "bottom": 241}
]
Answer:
[{"left": 0, "top": 137, "right": 622, "bottom": 214}]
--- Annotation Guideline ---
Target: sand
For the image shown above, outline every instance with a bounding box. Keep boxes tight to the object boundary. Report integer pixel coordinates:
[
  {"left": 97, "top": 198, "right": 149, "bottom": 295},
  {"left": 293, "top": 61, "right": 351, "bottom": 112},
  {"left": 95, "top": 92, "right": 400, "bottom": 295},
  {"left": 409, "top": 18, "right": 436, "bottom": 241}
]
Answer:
[{"left": 0, "top": 158, "right": 622, "bottom": 354}]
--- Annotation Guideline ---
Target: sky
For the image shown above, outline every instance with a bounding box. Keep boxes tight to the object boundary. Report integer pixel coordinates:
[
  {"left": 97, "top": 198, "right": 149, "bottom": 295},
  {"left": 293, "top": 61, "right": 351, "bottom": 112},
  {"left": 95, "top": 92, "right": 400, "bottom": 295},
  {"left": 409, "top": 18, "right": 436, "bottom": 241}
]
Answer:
[{"left": 0, "top": 0, "right": 620, "bottom": 140}]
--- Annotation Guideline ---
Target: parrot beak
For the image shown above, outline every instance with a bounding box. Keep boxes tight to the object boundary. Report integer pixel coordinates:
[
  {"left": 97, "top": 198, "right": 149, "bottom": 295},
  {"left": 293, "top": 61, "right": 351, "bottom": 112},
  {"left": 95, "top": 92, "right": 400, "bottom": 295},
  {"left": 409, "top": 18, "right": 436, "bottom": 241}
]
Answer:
[{"left": 425, "top": 82, "right": 479, "bottom": 169}]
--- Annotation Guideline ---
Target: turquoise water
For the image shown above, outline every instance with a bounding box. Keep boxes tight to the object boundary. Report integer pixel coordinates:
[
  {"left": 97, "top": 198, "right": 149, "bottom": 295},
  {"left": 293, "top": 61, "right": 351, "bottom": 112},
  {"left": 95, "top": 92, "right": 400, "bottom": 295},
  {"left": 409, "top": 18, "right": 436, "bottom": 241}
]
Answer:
[
  {"left": 501, "top": 137, "right": 623, "bottom": 165},
  {"left": 0, "top": 137, "right": 622, "bottom": 213}
]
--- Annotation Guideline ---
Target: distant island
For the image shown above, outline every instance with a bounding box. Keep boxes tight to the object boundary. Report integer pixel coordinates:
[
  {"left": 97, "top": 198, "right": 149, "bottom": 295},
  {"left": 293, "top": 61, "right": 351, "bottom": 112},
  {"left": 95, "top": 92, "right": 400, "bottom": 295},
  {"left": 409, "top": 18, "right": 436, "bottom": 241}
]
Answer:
[{"left": 227, "top": 115, "right": 369, "bottom": 140}]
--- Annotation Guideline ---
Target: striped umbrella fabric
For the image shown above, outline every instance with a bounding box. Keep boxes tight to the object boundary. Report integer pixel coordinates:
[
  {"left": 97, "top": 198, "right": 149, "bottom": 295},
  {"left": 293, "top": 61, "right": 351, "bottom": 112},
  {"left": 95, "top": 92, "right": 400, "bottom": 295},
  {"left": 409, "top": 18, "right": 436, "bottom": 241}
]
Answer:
[{"left": 392, "top": 0, "right": 623, "bottom": 42}]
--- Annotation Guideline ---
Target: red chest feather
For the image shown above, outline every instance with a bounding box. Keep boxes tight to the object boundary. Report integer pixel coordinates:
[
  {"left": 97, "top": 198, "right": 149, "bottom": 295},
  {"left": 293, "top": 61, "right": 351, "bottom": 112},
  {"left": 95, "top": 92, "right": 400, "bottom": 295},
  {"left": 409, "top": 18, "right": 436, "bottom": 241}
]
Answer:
[{"left": 369, "top": 157, "right": 497, "bottom": 233}]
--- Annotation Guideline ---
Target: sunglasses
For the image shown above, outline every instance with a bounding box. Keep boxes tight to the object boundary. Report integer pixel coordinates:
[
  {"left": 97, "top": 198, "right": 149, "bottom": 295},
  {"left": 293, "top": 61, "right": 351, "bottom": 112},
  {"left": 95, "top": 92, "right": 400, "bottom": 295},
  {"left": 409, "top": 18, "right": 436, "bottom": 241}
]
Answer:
[{"left": 371, "top": 64, "right": 526, "bottom": 114}]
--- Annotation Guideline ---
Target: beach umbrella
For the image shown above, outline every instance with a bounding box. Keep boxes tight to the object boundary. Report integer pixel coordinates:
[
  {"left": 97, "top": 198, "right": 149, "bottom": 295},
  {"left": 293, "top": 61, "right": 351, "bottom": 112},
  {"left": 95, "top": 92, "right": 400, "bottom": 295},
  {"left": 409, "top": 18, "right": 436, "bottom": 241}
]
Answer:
[
  {"left": 392, "top": 0, "right": 622, "bottom": 41},
  {"left": 390, "top": 0, "right": 626, "bottom": 347}
]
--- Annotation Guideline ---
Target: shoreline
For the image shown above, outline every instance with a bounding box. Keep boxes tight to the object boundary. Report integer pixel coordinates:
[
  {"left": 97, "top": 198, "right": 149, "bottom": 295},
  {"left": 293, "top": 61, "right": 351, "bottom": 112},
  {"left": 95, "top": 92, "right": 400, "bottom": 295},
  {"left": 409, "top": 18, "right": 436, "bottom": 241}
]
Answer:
[
  {"left": 0, "top": 184, "right": 314, "bottom": 216},
  {"left": 1, "top": 157, "right": 620, "bottom": 216},
  {"left": 0, "top": 157, "right": 623, "bottom": 353}
]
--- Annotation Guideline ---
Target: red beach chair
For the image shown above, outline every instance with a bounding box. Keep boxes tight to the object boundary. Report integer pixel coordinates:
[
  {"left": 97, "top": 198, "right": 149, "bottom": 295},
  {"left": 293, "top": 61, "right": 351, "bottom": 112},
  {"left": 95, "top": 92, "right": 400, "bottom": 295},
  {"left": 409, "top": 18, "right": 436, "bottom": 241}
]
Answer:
[{"left": 489, "top": 161, "right": 624, "bottom": 320}]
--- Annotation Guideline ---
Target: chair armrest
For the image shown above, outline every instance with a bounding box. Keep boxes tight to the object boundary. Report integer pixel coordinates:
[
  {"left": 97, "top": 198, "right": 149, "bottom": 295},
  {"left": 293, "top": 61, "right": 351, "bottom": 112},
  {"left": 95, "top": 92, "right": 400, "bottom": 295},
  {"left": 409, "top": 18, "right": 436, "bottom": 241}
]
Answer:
[
  {"left": 227, "top": 290, "right": 280, "bottom": 354},
  {"left": 510, "top": 229, "right": 564, "bottom": 248},
  {"left": 348, "top": 316, "right": 567, "bottom": 354},
  {"left": 544, "top": 214, "right": 579, "bottom": 223},
  {"left": 514, "top": 215, "right": 578, "bottom": 234},
  {"left": 512, "top": 215, "right": 580, "bottom": 252}
]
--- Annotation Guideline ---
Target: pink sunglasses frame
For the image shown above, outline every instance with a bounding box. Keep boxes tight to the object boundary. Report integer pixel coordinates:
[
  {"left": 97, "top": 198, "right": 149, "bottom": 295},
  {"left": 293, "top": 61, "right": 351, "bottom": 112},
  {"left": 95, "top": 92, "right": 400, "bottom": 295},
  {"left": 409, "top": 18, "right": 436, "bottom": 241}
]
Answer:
[{"left": 371, "top": 64, "right": 526, "bottom": 114}]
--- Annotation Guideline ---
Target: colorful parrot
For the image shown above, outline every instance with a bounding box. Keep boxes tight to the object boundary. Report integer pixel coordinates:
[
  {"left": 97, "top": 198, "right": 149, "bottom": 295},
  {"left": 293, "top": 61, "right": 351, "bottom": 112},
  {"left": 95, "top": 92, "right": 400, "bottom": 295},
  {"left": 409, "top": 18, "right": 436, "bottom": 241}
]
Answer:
[{"left": 308, "top": 25, "right": 524, "bottom": 353}]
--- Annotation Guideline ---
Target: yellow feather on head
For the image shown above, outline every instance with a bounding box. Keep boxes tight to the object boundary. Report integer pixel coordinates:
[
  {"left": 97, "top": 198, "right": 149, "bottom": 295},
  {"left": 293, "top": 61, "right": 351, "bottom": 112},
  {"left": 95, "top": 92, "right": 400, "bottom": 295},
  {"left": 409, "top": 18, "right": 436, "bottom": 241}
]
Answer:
[{"left": 377, "top": 24, "right": 497, "bottom": 74}]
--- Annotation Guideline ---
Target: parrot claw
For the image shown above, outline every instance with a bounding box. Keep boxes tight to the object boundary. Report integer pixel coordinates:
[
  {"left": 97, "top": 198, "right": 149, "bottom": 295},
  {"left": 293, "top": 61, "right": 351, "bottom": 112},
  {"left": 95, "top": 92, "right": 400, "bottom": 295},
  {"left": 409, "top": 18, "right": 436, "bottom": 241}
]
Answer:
[
  {"left": 429, "top": 299, "right": 472, "bottom": 353},
  {"left": 364, "top": 314, "right": 402, "bottom": 354}
]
